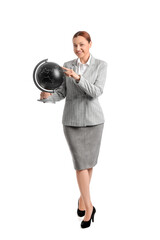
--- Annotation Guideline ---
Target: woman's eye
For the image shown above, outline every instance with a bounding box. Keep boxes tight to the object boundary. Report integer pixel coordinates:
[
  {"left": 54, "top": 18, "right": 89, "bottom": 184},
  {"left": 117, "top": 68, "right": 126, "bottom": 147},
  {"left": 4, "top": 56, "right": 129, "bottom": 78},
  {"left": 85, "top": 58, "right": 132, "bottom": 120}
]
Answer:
[{"left": 73, "top": 44, "right": 84, "bottom": 47}]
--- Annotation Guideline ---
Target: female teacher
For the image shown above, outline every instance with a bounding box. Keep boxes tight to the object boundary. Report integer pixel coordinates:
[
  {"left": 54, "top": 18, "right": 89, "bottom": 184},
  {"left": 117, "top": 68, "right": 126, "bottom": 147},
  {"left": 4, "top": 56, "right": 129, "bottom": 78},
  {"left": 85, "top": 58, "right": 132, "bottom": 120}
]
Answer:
[{"left": 40, "top": 31, "right": 107, "bottom": 228}]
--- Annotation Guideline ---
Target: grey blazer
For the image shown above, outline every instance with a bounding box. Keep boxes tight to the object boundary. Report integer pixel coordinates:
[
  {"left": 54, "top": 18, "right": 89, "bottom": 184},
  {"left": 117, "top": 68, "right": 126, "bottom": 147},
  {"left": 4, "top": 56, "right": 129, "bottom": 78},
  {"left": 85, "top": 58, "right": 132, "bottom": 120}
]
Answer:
[{"left": 40, "top": 54, "right": 108, "bottom": 126}]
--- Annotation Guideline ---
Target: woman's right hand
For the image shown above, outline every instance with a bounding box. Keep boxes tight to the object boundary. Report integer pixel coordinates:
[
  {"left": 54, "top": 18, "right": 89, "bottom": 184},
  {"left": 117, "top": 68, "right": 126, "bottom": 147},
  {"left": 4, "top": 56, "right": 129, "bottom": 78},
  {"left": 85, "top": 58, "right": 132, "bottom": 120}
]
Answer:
[{"left": 40, "top": 92, "right": 52, "bottom": 100}]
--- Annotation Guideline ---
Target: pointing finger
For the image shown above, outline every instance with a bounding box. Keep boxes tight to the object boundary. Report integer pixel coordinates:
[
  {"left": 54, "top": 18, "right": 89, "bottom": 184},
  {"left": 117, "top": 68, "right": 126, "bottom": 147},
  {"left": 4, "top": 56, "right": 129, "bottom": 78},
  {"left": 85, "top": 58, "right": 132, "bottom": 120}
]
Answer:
[{"left": 61, "top": 66, "right": 68, "bottom": 70}]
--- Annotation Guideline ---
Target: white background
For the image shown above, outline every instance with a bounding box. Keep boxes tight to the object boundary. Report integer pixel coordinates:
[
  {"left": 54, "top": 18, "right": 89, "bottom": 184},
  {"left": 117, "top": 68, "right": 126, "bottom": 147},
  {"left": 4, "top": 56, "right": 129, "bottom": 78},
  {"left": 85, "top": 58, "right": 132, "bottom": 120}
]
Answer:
[{"left": 0, "top": 0, "right": 160, "bottom": 239}]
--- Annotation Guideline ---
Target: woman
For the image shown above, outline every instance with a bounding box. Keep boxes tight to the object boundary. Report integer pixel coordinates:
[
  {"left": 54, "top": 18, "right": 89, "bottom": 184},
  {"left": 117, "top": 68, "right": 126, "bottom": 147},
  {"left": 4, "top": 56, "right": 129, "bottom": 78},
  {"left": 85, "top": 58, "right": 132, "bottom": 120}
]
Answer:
[{"left": 40, "top": 31, "right": 107, "bottom": 228}]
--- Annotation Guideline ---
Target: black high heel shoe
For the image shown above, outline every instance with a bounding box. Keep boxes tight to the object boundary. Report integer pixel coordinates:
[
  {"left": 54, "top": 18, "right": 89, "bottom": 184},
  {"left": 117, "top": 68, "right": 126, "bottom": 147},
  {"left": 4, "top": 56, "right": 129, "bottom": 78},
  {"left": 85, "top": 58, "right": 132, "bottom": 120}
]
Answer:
[
  {"left": 77, "top": 199, "right": 85, "bottom": 217},
  {"left": 81, "top": 206, "right": 96, "bottom": 228}
]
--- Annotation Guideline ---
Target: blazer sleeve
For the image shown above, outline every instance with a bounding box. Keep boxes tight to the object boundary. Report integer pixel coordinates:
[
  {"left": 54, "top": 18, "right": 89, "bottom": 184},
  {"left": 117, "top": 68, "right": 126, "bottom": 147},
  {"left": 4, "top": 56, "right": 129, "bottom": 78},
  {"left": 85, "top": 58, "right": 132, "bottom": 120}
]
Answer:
[
  {"left": 39, "top": 63, "right": 67, "bottom": 103},
  {"left": 73, "top": 61, "right": 107, "bottom": 98}
]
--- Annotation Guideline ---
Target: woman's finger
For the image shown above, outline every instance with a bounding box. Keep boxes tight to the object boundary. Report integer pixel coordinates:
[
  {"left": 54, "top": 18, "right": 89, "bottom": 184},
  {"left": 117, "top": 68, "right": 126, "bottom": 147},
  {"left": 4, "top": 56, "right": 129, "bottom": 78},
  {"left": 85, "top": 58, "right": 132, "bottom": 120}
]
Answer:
[
  {"left": 40, "top": 92, "right": 43, "bottom": 99},
  {"left": 61, "top": 66, "right": 69, "bottom": 70},
  {"left": 62, "top": 66, "right": 73, "bottom": 73}
]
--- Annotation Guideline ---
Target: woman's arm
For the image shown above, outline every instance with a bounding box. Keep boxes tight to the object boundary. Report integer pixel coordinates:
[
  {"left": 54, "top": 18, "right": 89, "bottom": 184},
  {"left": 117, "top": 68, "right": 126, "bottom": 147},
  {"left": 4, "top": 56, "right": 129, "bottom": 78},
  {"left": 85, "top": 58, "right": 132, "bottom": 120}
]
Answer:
[{"left": 73, "top": 62, "right": 107, "bottom": 98}]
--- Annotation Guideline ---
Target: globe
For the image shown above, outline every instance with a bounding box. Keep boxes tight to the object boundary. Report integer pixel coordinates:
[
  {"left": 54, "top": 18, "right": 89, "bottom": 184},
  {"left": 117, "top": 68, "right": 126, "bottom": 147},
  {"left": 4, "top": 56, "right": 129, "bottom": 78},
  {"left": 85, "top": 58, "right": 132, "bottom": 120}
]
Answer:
[{"left": 33, "top": 59, "right": 66, "bottom": 93}]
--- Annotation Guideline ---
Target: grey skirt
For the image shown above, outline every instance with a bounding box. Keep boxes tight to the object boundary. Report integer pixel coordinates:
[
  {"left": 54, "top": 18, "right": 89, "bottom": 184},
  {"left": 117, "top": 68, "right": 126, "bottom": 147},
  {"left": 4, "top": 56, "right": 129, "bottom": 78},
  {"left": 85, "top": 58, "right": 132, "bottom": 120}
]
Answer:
[{"left": 63, "top": 123, "right": 104, "bottom": 170}]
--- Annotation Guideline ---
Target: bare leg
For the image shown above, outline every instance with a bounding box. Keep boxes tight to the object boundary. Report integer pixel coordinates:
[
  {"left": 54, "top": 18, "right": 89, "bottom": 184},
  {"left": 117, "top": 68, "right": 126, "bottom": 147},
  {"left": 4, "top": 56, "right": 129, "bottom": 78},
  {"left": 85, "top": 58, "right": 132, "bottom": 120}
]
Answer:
[
  {"left": 78, "top": 168, "right": 93, "bottom": 210},
  {"left": 88, "top": 168, "right": 93, "bottom": 182},
  {"left": 76, "top": 168, "right": 93, "bottom": 221}
]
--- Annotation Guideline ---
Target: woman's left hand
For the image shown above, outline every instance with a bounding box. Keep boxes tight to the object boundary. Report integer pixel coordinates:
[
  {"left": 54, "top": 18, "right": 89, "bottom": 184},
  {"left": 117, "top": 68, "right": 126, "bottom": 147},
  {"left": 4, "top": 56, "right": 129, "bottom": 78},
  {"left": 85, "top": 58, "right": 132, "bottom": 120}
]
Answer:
[{"left": 61, "top": 66, "right": 80, "bottom": 80}]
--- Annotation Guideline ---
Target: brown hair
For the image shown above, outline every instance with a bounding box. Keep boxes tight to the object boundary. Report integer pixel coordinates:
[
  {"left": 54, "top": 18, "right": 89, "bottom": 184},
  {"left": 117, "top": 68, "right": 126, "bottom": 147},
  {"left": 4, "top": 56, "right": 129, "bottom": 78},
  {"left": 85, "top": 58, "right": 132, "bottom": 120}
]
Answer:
[{"left": 73, "top": 31, "right": 91, "bottom": 43}]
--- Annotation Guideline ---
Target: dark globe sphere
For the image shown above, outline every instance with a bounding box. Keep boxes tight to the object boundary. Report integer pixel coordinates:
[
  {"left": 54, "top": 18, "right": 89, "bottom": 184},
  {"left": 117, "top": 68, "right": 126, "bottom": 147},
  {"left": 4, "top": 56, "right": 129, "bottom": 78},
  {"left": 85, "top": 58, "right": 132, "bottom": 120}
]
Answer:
[{"left": 33, "top": 59, "right": 66, "bottom": 93}]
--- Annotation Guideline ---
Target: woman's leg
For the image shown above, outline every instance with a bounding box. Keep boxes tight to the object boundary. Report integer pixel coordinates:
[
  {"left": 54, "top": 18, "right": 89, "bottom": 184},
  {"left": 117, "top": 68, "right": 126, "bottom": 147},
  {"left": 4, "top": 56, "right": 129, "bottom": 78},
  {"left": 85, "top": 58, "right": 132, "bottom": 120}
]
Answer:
[
  {"left": 76, "top": 168, "right": 93, "bottom": 221},
  {"left": 78, "top": 168, "right": 93, "bottom": 210},
  {"left": 88, "top": 168, "right": 93, "bottom": 182}
]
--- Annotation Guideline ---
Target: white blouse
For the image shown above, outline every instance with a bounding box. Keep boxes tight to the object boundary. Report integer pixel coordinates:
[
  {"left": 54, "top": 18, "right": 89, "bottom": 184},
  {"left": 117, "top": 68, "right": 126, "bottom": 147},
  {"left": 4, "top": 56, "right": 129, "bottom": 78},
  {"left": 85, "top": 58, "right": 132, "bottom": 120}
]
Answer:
[{"left": 76, "top": 54, "right": 92, "bottom": 75}]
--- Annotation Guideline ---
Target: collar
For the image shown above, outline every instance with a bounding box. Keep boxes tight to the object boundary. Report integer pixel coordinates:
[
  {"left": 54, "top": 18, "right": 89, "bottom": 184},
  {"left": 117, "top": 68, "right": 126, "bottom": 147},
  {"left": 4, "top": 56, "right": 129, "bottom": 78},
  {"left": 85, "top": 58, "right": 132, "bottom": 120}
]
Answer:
[{"left": 77, "top": 54, "right": 92, "bottom": 66}]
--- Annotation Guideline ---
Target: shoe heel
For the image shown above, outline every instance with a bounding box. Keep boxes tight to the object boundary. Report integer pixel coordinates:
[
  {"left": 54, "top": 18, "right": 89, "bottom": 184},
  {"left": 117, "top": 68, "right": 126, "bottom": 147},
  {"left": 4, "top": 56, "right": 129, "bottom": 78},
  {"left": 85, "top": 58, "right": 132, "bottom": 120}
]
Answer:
[{"left": 91, "top": 207, "right": 96, "bottom": 222}]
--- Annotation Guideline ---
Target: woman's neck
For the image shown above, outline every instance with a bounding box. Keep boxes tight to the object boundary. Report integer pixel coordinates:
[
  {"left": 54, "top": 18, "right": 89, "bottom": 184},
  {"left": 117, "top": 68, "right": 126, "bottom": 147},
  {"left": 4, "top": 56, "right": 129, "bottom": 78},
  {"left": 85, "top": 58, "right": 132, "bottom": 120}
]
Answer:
[{"left": 80, "top": 52, "right": 90, "bottom": 64}]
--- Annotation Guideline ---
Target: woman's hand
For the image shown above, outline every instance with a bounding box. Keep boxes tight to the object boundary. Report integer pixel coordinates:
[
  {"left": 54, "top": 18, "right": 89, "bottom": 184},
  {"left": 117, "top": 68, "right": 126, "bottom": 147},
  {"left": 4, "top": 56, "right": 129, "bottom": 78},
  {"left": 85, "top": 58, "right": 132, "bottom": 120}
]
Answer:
[
  {"left": 40, "top": 92, "right": 52, "bottom": 99},
  {"left": 61, "top": 66, "right": 80, "bottom": 80}
]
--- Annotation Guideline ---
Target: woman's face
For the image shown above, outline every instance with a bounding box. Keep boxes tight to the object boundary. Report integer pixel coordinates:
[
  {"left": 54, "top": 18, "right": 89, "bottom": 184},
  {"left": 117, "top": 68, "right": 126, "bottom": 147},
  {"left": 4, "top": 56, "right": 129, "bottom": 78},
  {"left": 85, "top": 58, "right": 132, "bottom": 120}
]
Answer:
[{"left": 73, "top": 36, "right": 92, "bottom": 58}]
